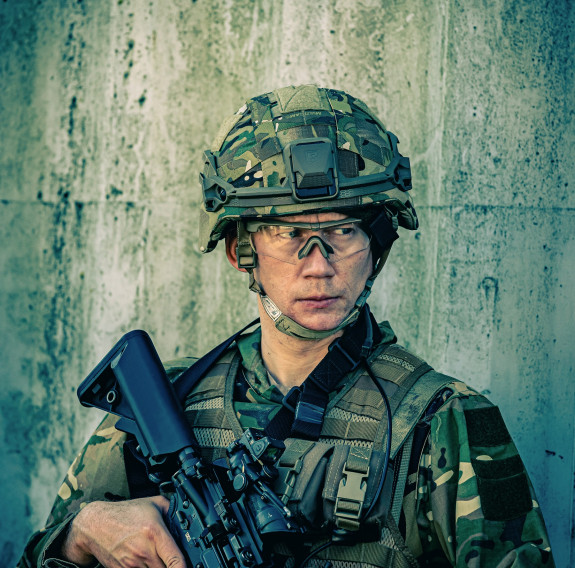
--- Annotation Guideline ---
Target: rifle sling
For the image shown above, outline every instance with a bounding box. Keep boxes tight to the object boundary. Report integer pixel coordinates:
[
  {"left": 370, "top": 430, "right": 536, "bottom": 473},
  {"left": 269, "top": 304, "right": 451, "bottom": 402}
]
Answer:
[
  {"left": 265, "top": 306, "right": 385, "bottom": 441},
  {"left": 172, "top": 317, "right": 260, "bottom": 400}
]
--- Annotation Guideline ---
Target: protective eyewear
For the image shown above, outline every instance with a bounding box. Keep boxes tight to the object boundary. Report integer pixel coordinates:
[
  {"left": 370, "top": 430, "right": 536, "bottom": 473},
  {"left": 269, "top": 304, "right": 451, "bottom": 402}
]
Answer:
[{"left": 245, "top": 218, "right": 371, "bottom": 265}]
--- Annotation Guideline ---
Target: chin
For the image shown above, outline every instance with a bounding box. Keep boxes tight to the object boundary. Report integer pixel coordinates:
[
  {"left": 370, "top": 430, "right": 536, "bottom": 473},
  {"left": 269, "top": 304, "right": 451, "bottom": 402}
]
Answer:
[{"left": 295, "top": 313, "right": 347, "bottom": 332}]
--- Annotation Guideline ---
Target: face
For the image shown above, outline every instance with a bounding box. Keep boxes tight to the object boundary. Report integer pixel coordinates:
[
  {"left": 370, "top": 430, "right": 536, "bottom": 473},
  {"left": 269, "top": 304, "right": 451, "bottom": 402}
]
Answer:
[{"left": 233, "top": 212, "right": 373, "bottom": 332}]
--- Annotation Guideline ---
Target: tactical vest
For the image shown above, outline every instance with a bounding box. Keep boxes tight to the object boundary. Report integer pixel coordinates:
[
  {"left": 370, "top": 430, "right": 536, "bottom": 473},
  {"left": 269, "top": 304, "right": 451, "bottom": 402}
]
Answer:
[{"left": 180, "top": 340, "right": 458, "bottom": 568}]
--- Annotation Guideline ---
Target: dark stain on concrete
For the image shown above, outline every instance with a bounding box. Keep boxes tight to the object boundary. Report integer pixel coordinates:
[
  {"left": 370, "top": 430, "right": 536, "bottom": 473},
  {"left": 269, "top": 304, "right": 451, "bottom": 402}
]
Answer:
[
  {"left": 480, "top": 276, "right": 499, "bottom": 304},
  {"left": 74, "top": 201, "right": 83, "bottom": 224},
  {"left": 68, "top": 95, "right": 77, "bottom": 137}
]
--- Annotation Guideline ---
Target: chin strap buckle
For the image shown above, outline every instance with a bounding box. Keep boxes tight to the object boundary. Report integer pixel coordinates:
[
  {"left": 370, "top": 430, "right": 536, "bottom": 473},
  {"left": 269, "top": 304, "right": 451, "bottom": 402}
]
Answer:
[
  {"left": 260, "top": 295, "right": 282, "bottom": 322},
  {"left": 236, "top": 222, "right": 257, "bottom": 269}
]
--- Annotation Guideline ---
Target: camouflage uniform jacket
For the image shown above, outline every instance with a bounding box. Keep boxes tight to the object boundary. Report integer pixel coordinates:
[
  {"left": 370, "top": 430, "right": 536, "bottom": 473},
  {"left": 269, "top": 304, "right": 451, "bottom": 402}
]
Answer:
[{"left": 17, "top": 322, "right": 554, "bottom": 567}]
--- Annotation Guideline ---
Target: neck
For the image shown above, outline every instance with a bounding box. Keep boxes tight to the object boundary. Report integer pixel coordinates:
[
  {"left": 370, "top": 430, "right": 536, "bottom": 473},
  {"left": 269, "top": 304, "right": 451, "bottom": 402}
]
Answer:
[{"left": 258, "top": 300, "right": 342, "bottom": 391}]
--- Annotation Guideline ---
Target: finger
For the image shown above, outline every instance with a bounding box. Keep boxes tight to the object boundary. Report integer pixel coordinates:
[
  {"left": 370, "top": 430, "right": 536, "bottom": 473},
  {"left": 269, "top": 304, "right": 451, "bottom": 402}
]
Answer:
[
  {"left": 155, "top": 530, "right": 186, "bottom": 568},
  {"left": 148, "top": 494, "right": 171, "bottom": 515},
  {"left": 163, "top": 553, "right": 187, "bottom": 568},
  {"left": 144, "top": 498, "right": 186, "bottom": 568}
]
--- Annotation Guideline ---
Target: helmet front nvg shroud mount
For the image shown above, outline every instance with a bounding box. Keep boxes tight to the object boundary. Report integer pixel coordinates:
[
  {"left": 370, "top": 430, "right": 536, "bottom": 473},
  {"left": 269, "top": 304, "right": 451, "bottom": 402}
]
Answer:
[{"left": 198, "top": 85, "right": 418, "bottom": 340}]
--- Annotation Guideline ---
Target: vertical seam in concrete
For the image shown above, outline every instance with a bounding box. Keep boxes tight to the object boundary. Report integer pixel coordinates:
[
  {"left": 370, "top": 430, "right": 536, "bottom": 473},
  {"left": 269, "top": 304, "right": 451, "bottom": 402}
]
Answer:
[
  {"left": 427, "top": 0, "right": 450, "bottom": 357},
  {"left": 569, "top": 9, "right": 575, "bottom": 565},
  {"left": 138, "top": 205, "right": 150, "bottom": 316},
  {"left": 437, "top": 0, "right": 449, "bottom": 208},
  {"left": 571, "top": 405, "right": 575, "bottom": 564}
]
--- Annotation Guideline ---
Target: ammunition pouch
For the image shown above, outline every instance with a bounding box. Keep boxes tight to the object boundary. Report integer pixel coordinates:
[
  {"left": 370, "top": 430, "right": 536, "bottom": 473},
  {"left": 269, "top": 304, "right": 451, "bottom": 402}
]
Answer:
[{"left": 273, "top": 438, "right": 407, "bottom": 543}]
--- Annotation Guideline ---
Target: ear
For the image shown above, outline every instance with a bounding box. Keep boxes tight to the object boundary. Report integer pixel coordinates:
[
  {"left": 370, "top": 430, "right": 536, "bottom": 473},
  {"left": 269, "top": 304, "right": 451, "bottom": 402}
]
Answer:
[{"left": 225, "top": 233, "right": 248, "bottom": 273}]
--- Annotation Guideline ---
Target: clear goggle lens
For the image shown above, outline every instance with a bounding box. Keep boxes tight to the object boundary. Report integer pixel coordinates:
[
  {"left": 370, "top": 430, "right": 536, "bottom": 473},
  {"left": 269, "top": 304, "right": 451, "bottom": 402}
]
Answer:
[{"left": 246, "top": 218, "right": 371, "bottom": 265}]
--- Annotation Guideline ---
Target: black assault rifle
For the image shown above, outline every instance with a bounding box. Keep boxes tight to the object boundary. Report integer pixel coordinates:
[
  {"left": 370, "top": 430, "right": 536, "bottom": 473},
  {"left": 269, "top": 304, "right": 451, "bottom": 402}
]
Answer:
[{"left": 77, "top": 330, "right": 303, "bottom": 568}]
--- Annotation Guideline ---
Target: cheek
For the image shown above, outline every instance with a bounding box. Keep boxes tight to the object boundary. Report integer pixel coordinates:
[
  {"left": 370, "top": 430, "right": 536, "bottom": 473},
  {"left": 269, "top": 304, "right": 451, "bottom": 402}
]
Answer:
[
  {"left": 351, "top": 269, "right": 371, "bottom": 297},
  {"left": 352, "top": 253, "right": 374, "bottom": 287},
  {"left": 255, "top": 261, "right": 291, "bottom": 292}
]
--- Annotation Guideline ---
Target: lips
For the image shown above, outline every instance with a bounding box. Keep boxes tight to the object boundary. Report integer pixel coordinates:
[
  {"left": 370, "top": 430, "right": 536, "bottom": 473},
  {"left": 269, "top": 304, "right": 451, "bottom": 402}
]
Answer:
[{"left": 297, "top": 296, "right": 339, "bottom": 308}]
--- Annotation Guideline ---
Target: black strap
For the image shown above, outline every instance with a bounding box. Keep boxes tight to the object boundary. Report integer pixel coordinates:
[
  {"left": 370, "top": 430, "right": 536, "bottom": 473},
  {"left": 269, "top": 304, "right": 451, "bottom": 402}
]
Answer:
[
  {"left": 173, "top": 317, "right": 260, "bottom": 401},
  {"left": 369, "top": 210, "right": 399, "bottom": 254},
  {"left": 265, "top": 306, "right": 383, "bottom": 441}
]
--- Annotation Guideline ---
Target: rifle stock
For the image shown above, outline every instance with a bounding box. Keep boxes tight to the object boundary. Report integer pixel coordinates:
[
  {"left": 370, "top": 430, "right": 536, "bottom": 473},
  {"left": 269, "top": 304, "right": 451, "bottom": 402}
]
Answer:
[{"left": 78, "top": 330, "right": 301, "bottom": 568}]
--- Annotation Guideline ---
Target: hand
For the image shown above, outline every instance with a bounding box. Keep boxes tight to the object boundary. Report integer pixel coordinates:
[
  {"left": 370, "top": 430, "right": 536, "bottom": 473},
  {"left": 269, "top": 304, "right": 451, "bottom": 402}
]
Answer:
[{"left": 61, "top": 495, "right": 185, "bottom": 568}]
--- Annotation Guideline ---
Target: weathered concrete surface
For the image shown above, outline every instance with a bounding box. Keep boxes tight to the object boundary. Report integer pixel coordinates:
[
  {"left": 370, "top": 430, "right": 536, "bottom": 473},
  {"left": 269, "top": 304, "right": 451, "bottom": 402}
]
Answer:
[{"left": 0, "top": 0, "right": 573, "bottom": 564}]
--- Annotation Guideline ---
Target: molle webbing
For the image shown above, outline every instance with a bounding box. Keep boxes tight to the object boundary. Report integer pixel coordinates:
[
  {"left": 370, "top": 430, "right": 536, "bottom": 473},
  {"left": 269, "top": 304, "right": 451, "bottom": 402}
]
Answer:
[
  {"left": 282, "top": 539, "right": 418, "bottom": 568},
  {"left": 179, "top": 341, "right": 458, "bottom": 568},
  {"left": 182, "top": 349, "right": 239, "bottom": 462},
  {"left": 312, "top": 344, "right": 434, "bottom": 533}
]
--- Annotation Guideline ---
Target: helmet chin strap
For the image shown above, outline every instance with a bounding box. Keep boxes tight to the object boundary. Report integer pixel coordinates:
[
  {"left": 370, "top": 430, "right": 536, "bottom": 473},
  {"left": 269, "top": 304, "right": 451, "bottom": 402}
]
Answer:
[{"left": 247, "top": 248, "right": 391, "bottom": 341}]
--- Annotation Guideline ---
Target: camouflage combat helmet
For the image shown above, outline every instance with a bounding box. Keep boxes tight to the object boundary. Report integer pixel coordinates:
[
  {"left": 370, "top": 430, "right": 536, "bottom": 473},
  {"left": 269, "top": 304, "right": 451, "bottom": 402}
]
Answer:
[{"left": 199, "top": 85, "right": 418, "bottom": 340}]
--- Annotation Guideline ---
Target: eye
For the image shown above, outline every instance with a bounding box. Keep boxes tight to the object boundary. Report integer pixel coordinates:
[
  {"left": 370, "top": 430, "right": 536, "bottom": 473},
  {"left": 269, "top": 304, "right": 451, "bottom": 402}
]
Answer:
[
  {"left": 274, "top": 226, "right": 303, "bottom": 240},
  {"left": 329, "top": 224, "right": 357, "bottom": 237}
]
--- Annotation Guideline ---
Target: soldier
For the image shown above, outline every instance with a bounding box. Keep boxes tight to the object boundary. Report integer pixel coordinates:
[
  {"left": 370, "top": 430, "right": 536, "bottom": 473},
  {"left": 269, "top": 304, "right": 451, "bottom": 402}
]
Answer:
[{"left": 18, "top": 85, "right": 555, "bottom": 567}]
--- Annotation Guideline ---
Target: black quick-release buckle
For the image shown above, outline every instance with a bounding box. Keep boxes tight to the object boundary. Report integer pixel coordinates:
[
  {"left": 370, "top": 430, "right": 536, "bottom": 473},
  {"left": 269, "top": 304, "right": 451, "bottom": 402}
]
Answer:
[
  {"left": 328, "top": 339, "right": 360, "bottom": 372},
  {"left": 282, "top": 386, "right": 301, "bottom": 413}
]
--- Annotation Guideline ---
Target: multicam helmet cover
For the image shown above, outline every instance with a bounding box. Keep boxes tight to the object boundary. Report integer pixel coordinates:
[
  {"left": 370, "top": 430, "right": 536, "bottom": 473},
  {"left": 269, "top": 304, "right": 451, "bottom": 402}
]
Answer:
[{"left": 198, "top": 85, "right": 418, "bottom": 254}]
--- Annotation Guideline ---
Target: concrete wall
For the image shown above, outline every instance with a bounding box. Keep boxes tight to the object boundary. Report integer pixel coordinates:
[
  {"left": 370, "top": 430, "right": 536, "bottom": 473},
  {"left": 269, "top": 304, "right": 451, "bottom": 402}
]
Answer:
[{"left": 1, "top": 0, "right": 573, "bottom": 565}]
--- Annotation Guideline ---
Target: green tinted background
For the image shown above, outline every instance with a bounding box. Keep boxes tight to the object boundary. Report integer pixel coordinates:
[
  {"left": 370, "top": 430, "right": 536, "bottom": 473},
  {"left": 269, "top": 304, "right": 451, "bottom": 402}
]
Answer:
[{"left": 1, "top": 1, "right": 573, "bottom": 565}]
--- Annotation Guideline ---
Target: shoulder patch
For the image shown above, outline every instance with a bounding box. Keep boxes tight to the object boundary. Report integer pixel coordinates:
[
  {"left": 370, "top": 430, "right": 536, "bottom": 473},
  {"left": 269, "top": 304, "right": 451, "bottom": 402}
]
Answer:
[
  {"left": 464, "top": 406, "right": 512, "bottom": 447},
  {"left": 465, "top": 408, "right": 533, "bottom": 521},
  {"left": 476, "top": 468, "right": 533, "bottom": 521}
]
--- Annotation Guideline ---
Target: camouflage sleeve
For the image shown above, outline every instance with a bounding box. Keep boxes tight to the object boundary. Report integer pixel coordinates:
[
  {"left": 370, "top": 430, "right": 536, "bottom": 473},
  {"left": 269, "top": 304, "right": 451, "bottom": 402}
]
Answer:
[
  {"left": 16, "top": 413, "right": 130, "bottom": 568},
  {"left": 16, "top": 358, "right": 195, "bottom": 568},
  {"left": 410, "top": 382, "right": 555, "bottom": 567}
]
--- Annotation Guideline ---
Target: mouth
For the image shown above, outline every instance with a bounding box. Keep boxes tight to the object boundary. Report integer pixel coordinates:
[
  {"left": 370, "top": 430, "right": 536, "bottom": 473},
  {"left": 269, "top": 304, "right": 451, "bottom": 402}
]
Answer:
[{"left": 296, "top": 295, "right": 340, "bottom": 309}]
